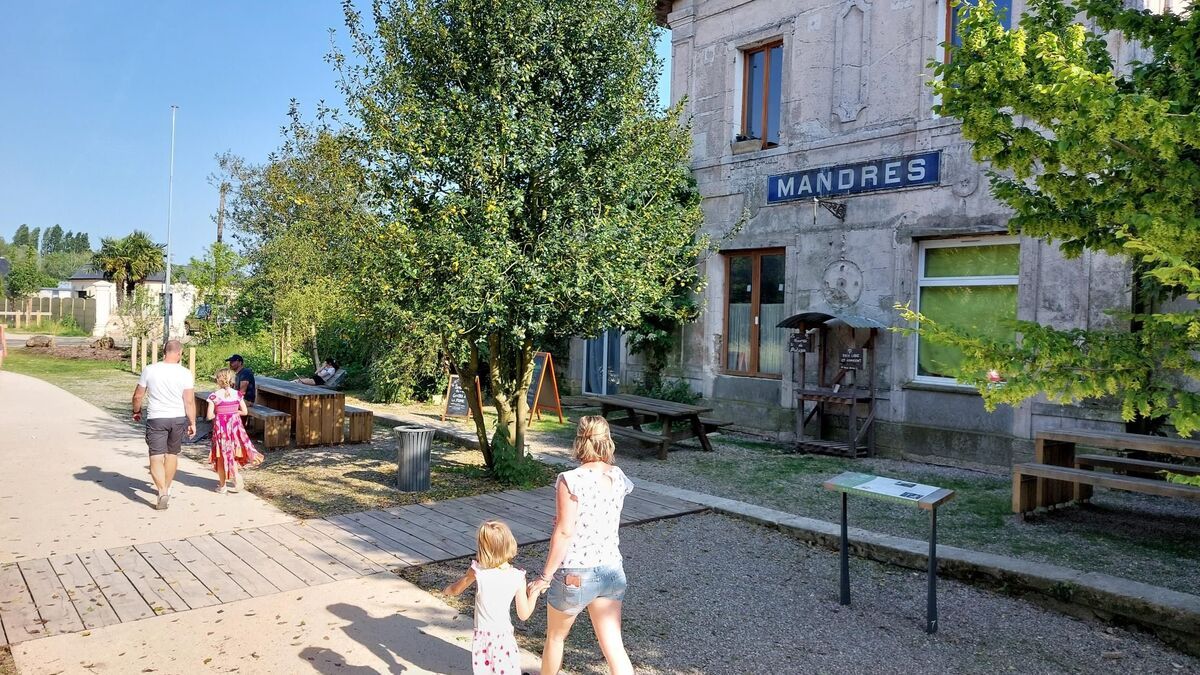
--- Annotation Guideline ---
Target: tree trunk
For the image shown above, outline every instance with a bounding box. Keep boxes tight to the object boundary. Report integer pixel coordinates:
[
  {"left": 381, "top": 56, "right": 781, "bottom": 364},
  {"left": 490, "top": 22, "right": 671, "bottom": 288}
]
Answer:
[
  {"left": 309, "top": 324, "right": 320, "bottom": 371},
  {"left": 457, "top": 339, "right": 495, "bottom": 469},
  {"left": 487, "top": 333, "right": 517, "bottom": 447}
]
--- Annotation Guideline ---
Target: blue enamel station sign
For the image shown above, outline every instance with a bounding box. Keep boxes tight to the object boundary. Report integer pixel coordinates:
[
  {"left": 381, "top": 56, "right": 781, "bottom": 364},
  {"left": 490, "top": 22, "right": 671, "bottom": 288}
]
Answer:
[{"left": 767, "top": 151, "right": 941, "bottom": 204}]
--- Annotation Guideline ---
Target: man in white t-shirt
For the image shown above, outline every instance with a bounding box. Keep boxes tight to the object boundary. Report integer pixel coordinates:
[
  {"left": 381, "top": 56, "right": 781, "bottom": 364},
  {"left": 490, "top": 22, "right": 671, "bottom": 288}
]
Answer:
[{"left": 132, "top": 339, "right": 196, "bottom": 510}]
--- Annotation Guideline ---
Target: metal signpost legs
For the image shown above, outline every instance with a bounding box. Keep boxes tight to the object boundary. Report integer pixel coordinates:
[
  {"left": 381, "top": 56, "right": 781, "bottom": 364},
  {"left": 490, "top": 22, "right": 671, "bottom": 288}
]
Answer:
[
  {"left": 839, "top": 492, "right": 850, "bottom": 606},
  {"left": 927, "top": 507, "right": 938, "bottom": 634}
]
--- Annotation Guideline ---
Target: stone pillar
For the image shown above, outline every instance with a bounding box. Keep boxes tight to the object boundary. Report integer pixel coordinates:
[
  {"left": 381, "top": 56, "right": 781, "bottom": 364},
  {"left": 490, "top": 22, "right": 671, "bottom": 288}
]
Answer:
[{"left": 90, "top": 281, "right": 117, "bottom": 338}]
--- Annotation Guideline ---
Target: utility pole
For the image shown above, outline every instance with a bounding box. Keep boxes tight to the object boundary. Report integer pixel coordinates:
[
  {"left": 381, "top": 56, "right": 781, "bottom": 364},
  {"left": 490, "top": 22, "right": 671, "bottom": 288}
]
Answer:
[
  {"left": 216, "top": 182, "right": 229, "bottom": 243},
  {"left": 163, "top": 105, "right": 178, "bottom": 344}
]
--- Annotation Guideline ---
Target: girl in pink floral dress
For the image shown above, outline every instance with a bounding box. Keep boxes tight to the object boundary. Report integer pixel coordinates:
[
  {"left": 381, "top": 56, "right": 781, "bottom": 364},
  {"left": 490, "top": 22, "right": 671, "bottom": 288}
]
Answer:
[{"left": 206, "top": 368, "right": 263, "bottom": 493}]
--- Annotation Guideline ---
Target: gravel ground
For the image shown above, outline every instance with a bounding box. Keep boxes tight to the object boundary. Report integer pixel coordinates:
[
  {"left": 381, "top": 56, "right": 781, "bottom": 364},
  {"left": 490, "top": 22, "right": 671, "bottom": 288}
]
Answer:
[
  {"left": 508, "top": 415, "right": 1200, "bottom": 594},
  {"left": 403, "top": 512, "right": 1199, "bottom": 674}
]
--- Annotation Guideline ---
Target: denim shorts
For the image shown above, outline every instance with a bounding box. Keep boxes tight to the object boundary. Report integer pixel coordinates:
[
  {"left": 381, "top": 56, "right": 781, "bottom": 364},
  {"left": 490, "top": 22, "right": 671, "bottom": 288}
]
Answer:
[{"left": 547, "top": 564, "right": 627, "bottom": 616}]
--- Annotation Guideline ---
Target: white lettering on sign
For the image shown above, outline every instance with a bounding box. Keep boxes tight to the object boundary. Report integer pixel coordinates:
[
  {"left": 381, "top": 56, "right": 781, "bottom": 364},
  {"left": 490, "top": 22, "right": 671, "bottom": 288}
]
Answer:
[
  {"left": 817, "top": 171, "right": 833, "bottom": 193},
  {"left": 884, "top": 162, "right": 901, "bottom": 184},
  {"left": 908, "top": 158, "right": 926, "bottom": 181},
  {"left": 778, "top": 176, "right": 795, "bottom": 197},
  {"left": 766, "top": 152, "right": 941, "bottom": 203},
  {"left": 837, "top": 168, "right": 855, "bottom": 190}
]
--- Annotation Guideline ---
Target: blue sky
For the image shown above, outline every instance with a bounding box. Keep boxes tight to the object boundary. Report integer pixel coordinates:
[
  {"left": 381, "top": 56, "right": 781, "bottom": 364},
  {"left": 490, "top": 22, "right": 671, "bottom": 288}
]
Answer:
[{"left": 0, "top": 2, "right": 672, "bottom": 263}]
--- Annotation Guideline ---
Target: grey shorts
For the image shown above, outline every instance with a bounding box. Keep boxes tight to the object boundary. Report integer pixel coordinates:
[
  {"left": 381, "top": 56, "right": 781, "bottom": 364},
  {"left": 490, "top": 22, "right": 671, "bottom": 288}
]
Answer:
[
  {"left": 548, "top": 564, "right": 627, "bottom": 616},
  {"left": 145, "top": 417, "right": 188, "bottom": 456}
]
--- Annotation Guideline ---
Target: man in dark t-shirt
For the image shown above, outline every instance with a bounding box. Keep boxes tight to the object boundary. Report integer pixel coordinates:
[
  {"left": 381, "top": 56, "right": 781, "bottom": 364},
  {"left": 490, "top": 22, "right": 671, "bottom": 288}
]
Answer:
[{"left": 225, "top": 354, "right": 256, "bottom": 404}]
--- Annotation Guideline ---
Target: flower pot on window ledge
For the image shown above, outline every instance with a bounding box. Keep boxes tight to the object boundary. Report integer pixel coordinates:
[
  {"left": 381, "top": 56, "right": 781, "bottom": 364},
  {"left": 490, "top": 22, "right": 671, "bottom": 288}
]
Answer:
[{"left": 731, "top": 138, "right": 762, "bottom": 154}]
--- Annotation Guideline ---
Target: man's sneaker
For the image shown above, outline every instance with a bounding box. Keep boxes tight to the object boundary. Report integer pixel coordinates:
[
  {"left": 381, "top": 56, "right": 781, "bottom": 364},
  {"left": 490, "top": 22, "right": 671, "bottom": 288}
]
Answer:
[{"left": 156, "top": 493, "right": 170, "bottom": 510}]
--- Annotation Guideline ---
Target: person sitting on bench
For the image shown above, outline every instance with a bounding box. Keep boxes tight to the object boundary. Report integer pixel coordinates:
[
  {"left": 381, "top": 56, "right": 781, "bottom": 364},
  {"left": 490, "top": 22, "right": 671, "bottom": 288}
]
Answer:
[{"left": 296, "top": 358, "right": 338, "bottom": 386}]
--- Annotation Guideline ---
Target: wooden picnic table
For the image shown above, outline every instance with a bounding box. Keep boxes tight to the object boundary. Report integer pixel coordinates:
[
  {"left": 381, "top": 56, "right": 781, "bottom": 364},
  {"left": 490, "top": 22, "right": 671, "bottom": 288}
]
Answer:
[
  {"left": 1013, "top": 428, "right": 1200, "bottom": 516},
  {"left": 255, "top": 376, "right": 346, "bottom": 447},
  {"left": 584, "top": 393, "right": 723, "bottom": 460}
]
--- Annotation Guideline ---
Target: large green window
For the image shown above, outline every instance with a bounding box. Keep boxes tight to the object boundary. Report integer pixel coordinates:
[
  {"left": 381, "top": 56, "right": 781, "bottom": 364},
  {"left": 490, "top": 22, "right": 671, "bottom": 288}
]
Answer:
[{"left": 916, "top": 237, "right": 1019, "bottom": 381}]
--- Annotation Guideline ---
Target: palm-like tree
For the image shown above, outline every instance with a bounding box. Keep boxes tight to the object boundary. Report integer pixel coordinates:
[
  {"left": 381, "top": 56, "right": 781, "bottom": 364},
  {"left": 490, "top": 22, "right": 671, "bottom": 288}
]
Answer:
[{"left": 91, "top": 231, "right": 165, "bottom": 303}]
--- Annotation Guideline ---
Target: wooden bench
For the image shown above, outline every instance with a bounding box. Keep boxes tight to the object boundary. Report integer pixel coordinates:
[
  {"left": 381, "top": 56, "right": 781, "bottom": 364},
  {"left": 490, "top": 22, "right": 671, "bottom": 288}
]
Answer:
[
  {"left": 700, "top": 417, "right": 733, "bottom": 435},
  {"left": 609, "top": 425, "right": 666, "bottom": 446},
  {"left": 1012, "top": 463, "right": 1200, "bottom": 518},
  {"left": 1076, "top": 453, "right": 1200, "bottom": 476},
  {"left": 343, "top": 405, "right": 374, "bottom": 444},
  {"left": 1030, "top": 429, "right": 1200, "bottom": 508},
  {"left": 195, "top": 391, "right": 291, "bottom": 450}
]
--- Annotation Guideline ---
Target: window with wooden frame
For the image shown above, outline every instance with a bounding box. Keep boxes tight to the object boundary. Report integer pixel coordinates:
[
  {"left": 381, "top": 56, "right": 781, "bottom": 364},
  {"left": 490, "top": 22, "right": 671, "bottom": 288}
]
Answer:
[
  {"left": 943, "top": 0, "right": 1013, "bottom": 63},
  {"left": 724, "top": 249, "right": 787, "bottom": 377},
  {"left": 740, "top": 42, "right": 783, "bottom": 149}
]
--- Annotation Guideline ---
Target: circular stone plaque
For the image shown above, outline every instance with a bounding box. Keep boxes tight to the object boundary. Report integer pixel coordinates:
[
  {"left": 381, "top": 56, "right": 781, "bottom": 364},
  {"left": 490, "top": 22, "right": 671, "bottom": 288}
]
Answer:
[{"left": 822, "top": 259, "right": 864, "bottom": 308}]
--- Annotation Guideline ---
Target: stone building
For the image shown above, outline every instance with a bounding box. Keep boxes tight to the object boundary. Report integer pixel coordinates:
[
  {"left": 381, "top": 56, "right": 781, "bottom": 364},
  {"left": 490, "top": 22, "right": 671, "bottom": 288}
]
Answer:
[{"left": 569, "top": 0, "right": 1144, "bottom": 466}]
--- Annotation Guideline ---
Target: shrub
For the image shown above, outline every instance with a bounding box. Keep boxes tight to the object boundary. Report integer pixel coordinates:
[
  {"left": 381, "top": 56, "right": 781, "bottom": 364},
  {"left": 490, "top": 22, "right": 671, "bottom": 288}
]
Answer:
[
  {"left": 632, "top": 377, "right": 700, "bottom": 405},
  {"left": 490, "top": 430, "right": 550, "bottom": 487},
  {"left": 366, "top": 341, "right": 445, "bottom": 404},
  {"left": 193, "top": 331, "right": 280, "bottom": 386}
]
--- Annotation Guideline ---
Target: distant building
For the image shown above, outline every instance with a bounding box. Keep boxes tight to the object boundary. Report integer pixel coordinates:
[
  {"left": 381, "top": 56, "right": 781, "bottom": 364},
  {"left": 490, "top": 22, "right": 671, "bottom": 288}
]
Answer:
[
  {"left": 58, "top": 266, "right": 195, "bottom": 338},
  {"left": 66, "top": 266, "right": 169, "bottom": 299}
]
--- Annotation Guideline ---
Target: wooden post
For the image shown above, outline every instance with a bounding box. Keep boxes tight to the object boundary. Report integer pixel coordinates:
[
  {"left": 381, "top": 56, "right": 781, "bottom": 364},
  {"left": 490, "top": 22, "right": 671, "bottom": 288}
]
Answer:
[
  {"left": 151, "top": 340, "right": 158, "bottom": 364},
  {"left": 130, "top": 337, "right": 138, "bottom": 373},
  {"left": 188, "top": 346, "right": 196, "bottom": 378},
  {"left": 140, "top": 337, "right": 148, "bottom": 372}
]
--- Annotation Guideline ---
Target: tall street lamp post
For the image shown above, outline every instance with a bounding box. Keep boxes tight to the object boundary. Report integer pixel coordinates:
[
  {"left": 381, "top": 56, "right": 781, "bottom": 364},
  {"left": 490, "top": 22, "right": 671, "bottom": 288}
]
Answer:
[{"left": 163, "top": 105, "right": 178, "bottom": 343}]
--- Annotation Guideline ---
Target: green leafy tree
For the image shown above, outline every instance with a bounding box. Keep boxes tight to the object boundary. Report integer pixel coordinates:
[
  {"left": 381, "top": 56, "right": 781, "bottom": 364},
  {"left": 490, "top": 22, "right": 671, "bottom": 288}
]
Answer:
[
  {"left": 42, "top": 251, "right": 92, "bottom": 282},
  {"left": 5, "top": 251, "right": 52, "bottom": 297},
  {"left": 186, "top": 241, "right": 243, "bottom": 339},
  {"left": 898, "top": 0, "right": 1200, "bottom": 438},
  {"left": 41, "top": 225, "right": 63, "bottom": 256},
  {"left": 11, "top": 225, "right": 30, "bottom": 248},
  {"left": 91, "top": 231, "right": 166, "bottom": 303},
  {"left": 335, "top": 0, "right": 707, "bottom": 468},
  {"left": 67, "top": 231, "right": 91, "bottom": 254}
]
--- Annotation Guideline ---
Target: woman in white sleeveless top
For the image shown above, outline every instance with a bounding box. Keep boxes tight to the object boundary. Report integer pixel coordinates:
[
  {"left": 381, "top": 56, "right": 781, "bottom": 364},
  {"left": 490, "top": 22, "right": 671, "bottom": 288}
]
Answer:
[{"left": 532, "top": 416, "right": 634, "bottom": 675}]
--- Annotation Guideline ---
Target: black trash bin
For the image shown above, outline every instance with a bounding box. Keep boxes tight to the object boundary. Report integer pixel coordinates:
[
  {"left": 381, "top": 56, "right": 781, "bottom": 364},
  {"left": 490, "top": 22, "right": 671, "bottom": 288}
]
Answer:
[{"left": 394, "top": 425, "right": 434, "bottom": 492}]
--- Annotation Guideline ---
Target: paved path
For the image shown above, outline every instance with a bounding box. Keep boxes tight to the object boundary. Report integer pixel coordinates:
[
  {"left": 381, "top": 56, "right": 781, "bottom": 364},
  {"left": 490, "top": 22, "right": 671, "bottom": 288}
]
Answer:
[
  {"left": 0, "top": 371, "right": 293, "bottom": 563},
  {"left": 0, "top": 370, "right": 704, "bottom": 673}
]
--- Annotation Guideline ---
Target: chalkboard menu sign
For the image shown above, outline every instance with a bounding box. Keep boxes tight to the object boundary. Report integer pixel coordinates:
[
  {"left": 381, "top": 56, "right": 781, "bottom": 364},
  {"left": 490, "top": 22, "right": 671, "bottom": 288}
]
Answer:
[
  {"left": 788, "top": 333, "right": 811, "bottom": 353},
  {"left": 526, "top": 351, "right": 564, "bottom": 424},
  {"left": 442, "top": 374, "right": 481, "bottom": 421},
  {"left": 839, "top": 348, "right": 864, "bottom": 370},
  {"left": 526, "top": 353, "right": 547, "bottom": 409}
]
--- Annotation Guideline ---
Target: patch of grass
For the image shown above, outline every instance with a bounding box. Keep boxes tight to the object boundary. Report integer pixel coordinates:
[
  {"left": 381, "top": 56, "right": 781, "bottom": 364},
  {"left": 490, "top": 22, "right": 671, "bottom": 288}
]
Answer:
[
  {"left": 5, "top": 349, "right": 130, "bottom": 379},
  {"left": 178, "top": 431, "right": 556, "bottom": 519},
  {"left": 17, "top": 318, "right": 89, "bottom": 336}
]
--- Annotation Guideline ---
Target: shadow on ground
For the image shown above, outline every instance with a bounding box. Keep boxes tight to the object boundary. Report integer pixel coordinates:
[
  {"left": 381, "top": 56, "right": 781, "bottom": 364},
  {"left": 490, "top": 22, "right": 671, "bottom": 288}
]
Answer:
[{"left": 299, "top": 602, "right": 472, "bottom": 675}]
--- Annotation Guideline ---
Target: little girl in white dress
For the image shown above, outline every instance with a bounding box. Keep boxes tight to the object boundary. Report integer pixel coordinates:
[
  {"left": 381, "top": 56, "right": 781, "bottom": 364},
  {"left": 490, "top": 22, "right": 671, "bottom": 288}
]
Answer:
[{"left": 444, "top": 520, "right": 544, "bottom": 674}]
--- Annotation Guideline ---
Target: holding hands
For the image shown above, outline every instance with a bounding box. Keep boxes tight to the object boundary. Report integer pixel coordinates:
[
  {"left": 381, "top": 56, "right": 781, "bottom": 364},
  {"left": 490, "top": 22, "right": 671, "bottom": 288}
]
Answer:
[{"left": 528, "top": 574, "right": 551, "bottom": 596}]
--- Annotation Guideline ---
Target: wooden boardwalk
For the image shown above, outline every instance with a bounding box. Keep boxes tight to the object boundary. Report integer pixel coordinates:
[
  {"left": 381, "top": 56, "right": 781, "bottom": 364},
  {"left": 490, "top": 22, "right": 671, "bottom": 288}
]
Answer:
[{"left": 0, "top": 485, "right": 704, "bottom": 645}]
